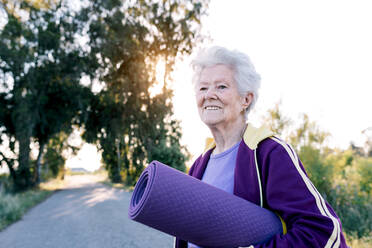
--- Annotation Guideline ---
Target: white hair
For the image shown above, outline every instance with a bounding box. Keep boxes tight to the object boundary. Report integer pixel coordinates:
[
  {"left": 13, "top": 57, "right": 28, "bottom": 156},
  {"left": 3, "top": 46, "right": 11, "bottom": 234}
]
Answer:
[{"left": 191, "top": 46, "right": 261, "bottom": 118}]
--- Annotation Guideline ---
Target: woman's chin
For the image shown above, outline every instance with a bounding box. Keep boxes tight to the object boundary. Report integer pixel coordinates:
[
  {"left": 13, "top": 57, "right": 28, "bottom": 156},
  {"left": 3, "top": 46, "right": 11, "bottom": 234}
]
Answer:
[{"left": 202, "top": 118, "right": 223, "bottom": 127}]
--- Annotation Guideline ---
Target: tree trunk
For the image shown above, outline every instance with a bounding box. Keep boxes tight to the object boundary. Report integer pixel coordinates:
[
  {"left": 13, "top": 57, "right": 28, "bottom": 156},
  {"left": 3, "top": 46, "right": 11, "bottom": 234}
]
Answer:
[
  {"left": 0, "top": 150, "right": 17, "bottom": 187},
  {"left": 13, "top": 97, "right": 35, "bottom": 191},
  {"left": 7, "top": 160, "right": 17, "bottom": 183},
  {"left": 35, "top": 141, "right": 46, "bottom": 184},
  {"left": 16, "top": 129, "right": 32, "bottom": 190},
  {"left": 115, "top": 138, "right": 121, "bottom": 182}
]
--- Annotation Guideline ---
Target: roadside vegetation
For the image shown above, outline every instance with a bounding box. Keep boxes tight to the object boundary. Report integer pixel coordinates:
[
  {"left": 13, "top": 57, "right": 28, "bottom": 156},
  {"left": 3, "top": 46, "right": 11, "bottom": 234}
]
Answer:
[
  {"left": 0, "top": 188, "right": 51, "bottom": 231},
  {"left": 0, "top": 168, "right": 109, "bottom": 231},
  {"left": 265, "top": 103, "right": 372, "bottom": 246},
  {"left": 345, "top": 235, "right": 371, "bottom": 248},
  {"left": 0, "top": 176, "right": 65, "bottom": 231}
]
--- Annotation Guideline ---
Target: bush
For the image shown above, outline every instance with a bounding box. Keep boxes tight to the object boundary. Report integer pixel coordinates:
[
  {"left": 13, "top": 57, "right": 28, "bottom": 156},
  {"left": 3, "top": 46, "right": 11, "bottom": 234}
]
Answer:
[
  {"left": 327, "top": 184, "right": 372, "bottom": 238},
  {"left": 43, "top": 147, "right": 65, "bottom": 180},
  {"left": 0, "top": 174, "right": 12, "bottom": 193},
  {"left": 345, "top": 233, "right": 372, "bottom": 248}
]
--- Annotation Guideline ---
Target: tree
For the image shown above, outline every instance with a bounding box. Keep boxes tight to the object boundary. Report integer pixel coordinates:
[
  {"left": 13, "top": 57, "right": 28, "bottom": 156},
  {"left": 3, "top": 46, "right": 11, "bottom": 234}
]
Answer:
[
  {"left": 80, "top": 0, "right": 207, "bottom": 184},
  {"left": 0, "top": 1, "right": 92, "bottom": 190},
  {"left": 43, "top": 131, "right": 80, "bottom": 180},
  {"left": 263, "top": 101, "right": 292, "bottom": 137},
  {"left": 362, "top": 127, "right": 372, "bottom": 157}
]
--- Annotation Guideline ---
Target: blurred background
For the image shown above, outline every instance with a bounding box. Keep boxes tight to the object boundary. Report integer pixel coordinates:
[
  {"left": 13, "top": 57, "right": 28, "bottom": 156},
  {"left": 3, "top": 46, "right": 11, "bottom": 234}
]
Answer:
[{"left": 0, "top": 0, "right": 371, "bottom": 245}]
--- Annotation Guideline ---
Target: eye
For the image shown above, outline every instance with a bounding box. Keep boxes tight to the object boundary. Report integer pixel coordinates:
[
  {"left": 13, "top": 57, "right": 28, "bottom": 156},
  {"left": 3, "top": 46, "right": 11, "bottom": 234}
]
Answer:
[
  {"left": 218, "top": 85, "right": 227, "bottom": 89},
  {"left": 199, "top": 87, "right": 207, "bottom": 91}
]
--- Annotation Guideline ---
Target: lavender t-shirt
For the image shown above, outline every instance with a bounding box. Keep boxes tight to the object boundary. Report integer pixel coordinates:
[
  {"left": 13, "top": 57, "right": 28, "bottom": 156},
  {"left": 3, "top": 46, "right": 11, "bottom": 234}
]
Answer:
[{"left": 188, "top": 141, "right": 240, "bottom": 248}]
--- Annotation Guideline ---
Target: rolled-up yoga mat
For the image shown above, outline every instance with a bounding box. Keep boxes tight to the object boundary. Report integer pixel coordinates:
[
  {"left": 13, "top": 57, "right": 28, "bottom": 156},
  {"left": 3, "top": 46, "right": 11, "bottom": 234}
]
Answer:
[{"left": 128, "top": 161, "right": 283, "bottom": 247}]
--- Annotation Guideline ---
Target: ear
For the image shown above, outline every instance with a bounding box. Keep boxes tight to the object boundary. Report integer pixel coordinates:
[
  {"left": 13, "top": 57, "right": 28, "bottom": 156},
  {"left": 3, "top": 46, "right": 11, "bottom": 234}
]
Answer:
[{"left": 241, "top": 92, "right": 254, "bottom": 110}]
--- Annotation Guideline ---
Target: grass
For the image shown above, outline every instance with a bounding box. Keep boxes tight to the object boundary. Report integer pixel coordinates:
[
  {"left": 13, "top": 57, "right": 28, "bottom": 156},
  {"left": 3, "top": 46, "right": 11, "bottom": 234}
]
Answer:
[
  {"left": 0, "top": 178, "right": 65, "bottom": 231},
  {"left": 0, "top": 189, "right": 52, "bottom": 231},
  {"left": 345, "top": 233, "right": 372, "bottom": 248},
  {"left": 39, "top": 177, "right": 66, "bottom": 191}
]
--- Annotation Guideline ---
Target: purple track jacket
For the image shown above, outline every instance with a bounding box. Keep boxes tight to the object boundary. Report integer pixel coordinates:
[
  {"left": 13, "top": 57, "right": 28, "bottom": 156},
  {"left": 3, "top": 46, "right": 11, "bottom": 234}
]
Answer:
[{"left": 174, "top": 124, "right": 348, "bottom": 248}]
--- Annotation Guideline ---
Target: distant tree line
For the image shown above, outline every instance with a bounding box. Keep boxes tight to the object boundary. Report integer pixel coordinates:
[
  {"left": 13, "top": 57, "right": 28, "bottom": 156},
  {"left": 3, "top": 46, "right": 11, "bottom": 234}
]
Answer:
[{"left": 0, "top": 0, "right": 208, "bottom": 191}]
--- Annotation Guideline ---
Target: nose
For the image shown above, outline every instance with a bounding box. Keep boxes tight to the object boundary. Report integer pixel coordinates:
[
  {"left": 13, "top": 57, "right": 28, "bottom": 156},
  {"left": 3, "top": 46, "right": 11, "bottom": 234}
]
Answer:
[{"left": 205, "top": 87, "right": 217, "bottom": 100}]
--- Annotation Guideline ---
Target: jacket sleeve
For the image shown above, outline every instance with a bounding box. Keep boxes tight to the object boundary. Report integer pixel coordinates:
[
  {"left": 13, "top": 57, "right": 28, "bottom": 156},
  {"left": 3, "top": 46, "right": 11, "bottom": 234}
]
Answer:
[{"left": 255, "top": 139, "right": 347, "bottom": 248}]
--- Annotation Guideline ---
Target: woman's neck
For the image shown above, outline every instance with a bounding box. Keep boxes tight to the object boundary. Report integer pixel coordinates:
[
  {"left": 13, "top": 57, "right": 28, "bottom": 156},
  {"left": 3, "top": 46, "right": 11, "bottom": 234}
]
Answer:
[{"left": 209, "top": 121, "right": 247, "bottom": 155}]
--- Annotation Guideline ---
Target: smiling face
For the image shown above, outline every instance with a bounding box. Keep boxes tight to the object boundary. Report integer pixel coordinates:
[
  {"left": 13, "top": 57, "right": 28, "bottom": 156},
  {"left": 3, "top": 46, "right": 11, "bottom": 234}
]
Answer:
[{"left": 195, "top": 64, "right": 252, "bottom": 128}]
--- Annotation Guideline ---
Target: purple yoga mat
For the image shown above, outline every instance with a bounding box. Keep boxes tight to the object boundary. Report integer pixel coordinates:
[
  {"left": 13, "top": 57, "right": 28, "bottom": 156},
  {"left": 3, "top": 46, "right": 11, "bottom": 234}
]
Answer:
[{"left": 128, "top": 161, "right": 282, "bottom": 247}]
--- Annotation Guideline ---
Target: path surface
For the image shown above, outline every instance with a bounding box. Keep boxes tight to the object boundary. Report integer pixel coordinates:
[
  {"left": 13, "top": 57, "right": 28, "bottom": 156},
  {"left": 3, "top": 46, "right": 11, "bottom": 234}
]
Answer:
[{"left": 0, "top": 175, "right": 174, "bottom": 248}]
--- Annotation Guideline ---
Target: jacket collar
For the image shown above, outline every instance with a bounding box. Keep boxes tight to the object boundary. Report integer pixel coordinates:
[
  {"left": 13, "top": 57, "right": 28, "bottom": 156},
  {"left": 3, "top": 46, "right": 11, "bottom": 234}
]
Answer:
[{"left": 202, "top": 123, "right": 274, "bottom": 154}]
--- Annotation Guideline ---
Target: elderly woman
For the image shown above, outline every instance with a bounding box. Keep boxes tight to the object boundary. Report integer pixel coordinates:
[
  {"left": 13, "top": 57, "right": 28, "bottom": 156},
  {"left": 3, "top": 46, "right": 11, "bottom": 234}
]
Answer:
[{"left": 175, "top": 47, "right": 347, "bottom": 248}]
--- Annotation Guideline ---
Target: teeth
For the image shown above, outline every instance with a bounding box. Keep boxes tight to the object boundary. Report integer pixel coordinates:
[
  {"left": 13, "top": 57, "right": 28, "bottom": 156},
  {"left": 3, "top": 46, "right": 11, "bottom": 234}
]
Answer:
[{"left": 205, "top": 106, "right": 220, "bottom": 110}]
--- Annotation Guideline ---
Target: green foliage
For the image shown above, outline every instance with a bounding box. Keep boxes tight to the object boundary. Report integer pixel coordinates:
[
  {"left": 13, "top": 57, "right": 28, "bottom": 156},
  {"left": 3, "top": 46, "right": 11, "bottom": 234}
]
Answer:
[
  {"left": 147, "top": 120, "right": 190, "bottom": 172},
  {"left": 299, "top": 145, "right": 334, "bottom": 197},
  {"left": 0, "top": 174, "right": 12, "bottom": 193},
  {"left": 328, "top": 184, "right": 372, "bottom": 238},
  {"left": 289, "top": 113, "right": 330, "bottom": 151},
  {"left": 263, "top": 101, "right": 291, "bottom": 137},
  {"left": 0, "top": 188, "right": 52, "bottom": 231},
  {"left": 356, "top": 157, "right": 372, "bottom": 194},
  {"left": 42, "top": 131, "right": 80, "bottom": 180},
  {"left": 324, "top": 149, "right": 353, "bottom": 179},
  {"left": 345, "top": 233, "right": 372, "bottom": 248},
  {"left": 0, "top": 0, "right": 207, "bottom": 189},
  {"left": 44, "top": 147, "right": 64, "bottom": 178},
  {"left": 0, "top": 1, "right": 93, "bottom": 190},
  {"left": 264, "top": 102, "right": 372, "bottom": 238},
  {"left": 80, "top": 0, "right": 207, "bottom": 185}
]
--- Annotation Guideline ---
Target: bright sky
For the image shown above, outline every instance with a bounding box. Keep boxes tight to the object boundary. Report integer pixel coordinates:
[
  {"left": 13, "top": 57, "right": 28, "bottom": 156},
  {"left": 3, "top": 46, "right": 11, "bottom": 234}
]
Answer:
[
  {"left": 67, "top": 0, "right": 371, "bottom": 170},
  {"left": 171, "top": 0, "right": 372, "bottom": 166}
]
